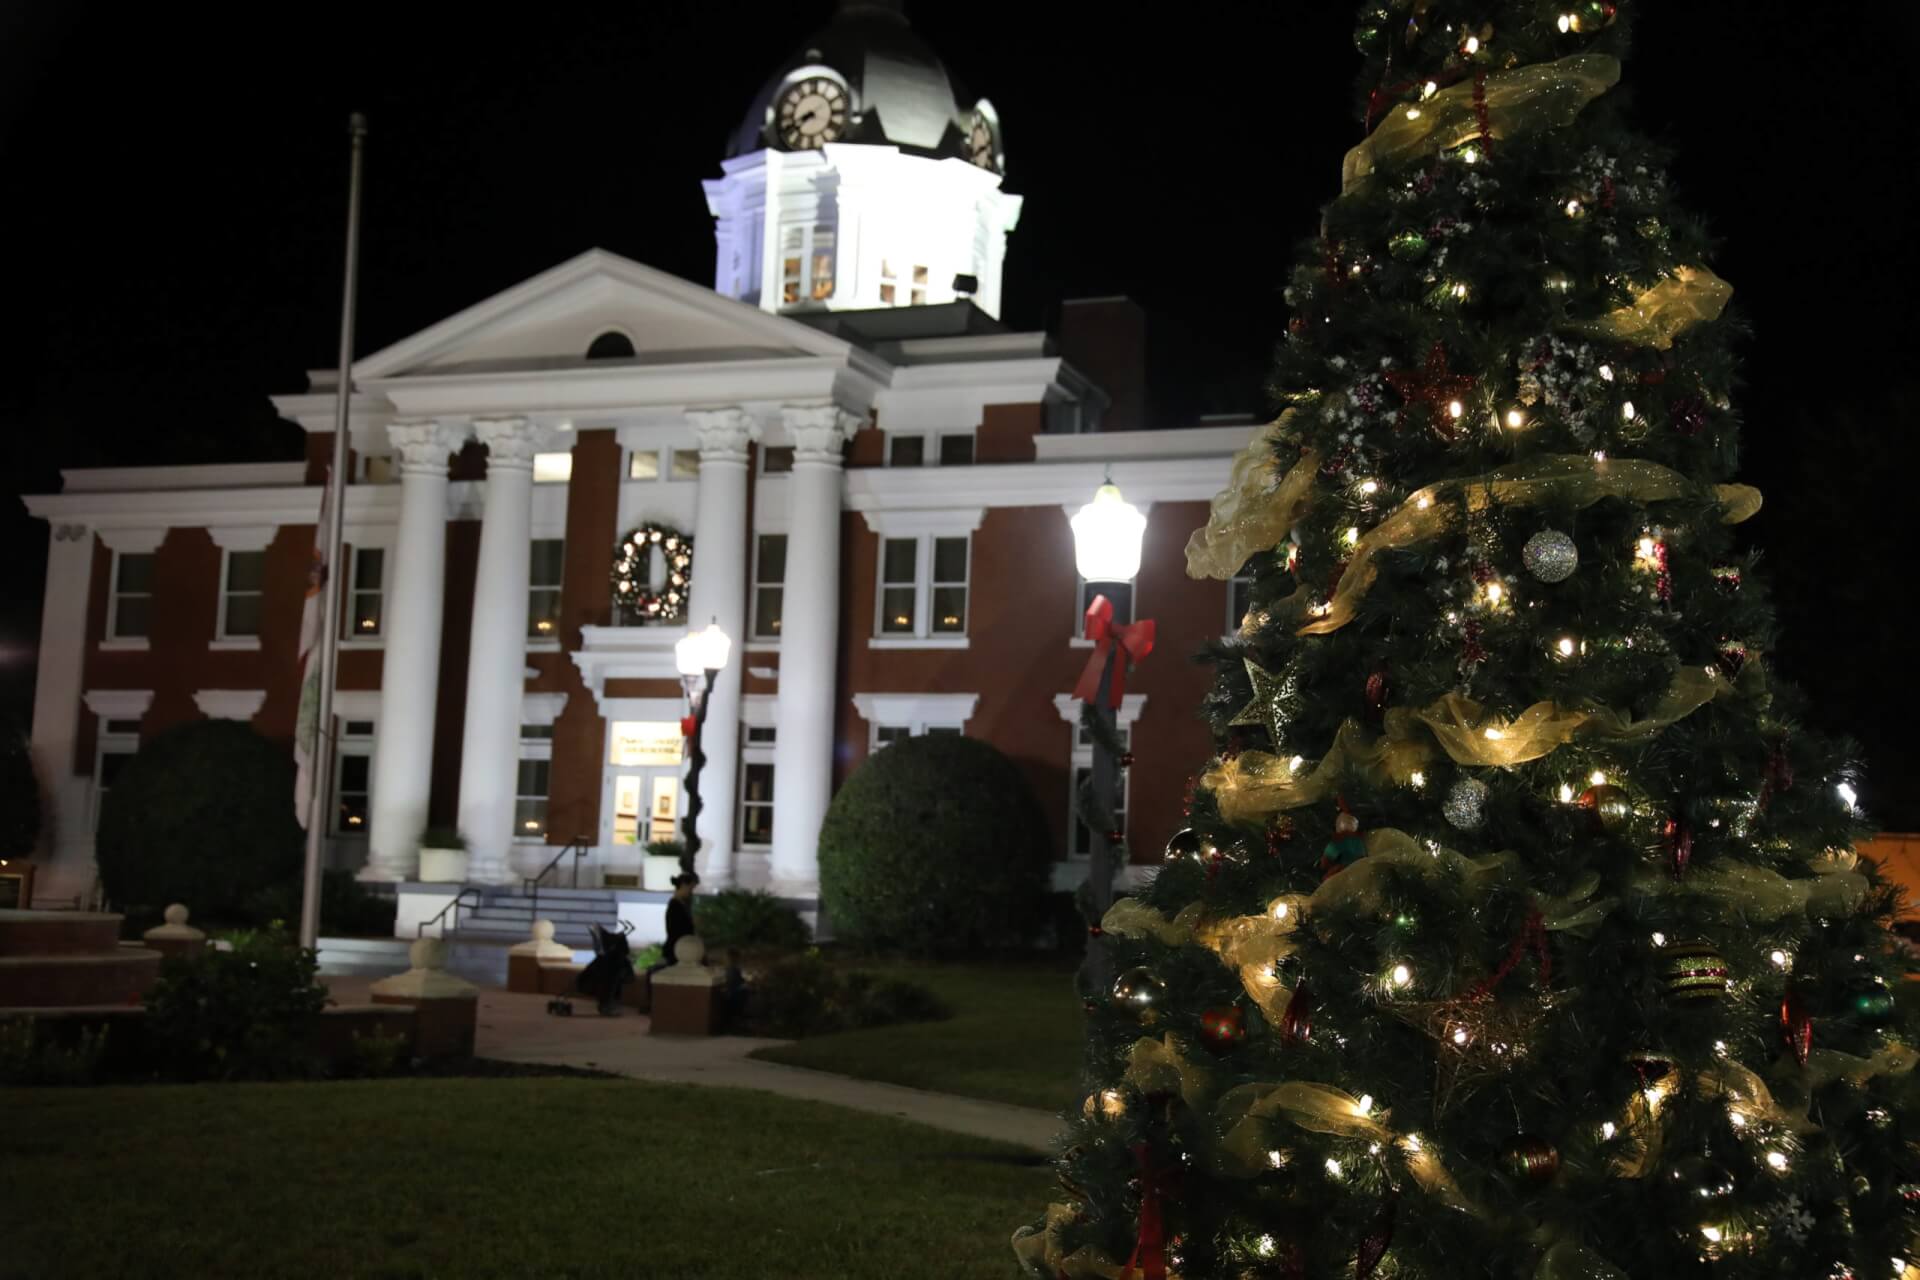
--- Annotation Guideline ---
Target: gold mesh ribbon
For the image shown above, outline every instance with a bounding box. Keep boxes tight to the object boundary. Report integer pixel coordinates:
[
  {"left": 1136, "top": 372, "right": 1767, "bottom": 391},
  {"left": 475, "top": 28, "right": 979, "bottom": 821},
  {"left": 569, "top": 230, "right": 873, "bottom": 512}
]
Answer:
[
  {"left": 1566, "top": 266, "right": 1736, "bottom": 351},
  {"left": 1122, "top": 1034, "right": 1213, "bottom": 1111},
  {"left": 1536, "top": 1242, "right": 1628, "bottom": 1280},
  {"left": 1805, "top": 1042, "right": 1920, "bottom": 1089},
  {"left": 1625, "top": 860, "right": 1870, "bottom": 925},
  {"left": 1205, "top": 667, "right": 1739, "bottom": 823},
  {"left": 1011, "top": 1205, "right": 1129, "bottom": 1280},
  {"left": 1185, "top": 413, "right": 1316, "bottom": 581},
  {"left": 1342, "top": 54, "right": 1621, "bottom": 191},
  {"left": 1302, "top": 454, "right": 1762, "bottom": 637}
]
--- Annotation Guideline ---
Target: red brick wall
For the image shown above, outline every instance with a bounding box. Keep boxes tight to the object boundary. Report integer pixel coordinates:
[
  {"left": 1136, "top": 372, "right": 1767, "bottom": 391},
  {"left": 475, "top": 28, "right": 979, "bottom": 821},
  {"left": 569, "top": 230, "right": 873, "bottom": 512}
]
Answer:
[
  {"left": 835, "top": 500, "right": 1220, "bottom": 866},
  {"left": 976, "top": 403, "right": 1041, "bottom": 463},
  {"left": 543, "top": 429, "right": 621, "bottom": 843}
]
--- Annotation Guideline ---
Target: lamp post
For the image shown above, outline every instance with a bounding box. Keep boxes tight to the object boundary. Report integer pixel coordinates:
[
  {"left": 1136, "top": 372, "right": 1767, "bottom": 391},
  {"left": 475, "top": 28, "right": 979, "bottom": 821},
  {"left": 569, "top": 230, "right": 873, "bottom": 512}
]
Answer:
[
  {"left": 675, "top": 619, "right": 733, "bottom": 883},
  {"left": 1069, "top": 477, "right": 1148, "bottom": 994}
]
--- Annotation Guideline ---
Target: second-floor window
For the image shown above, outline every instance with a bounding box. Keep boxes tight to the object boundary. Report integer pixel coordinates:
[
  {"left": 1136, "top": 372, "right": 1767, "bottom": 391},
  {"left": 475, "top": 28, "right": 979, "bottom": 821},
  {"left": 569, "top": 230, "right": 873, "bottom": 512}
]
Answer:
[
  {"left": 752, "top": 534, "right": 786, "bottom": 639},
  {"left": 218, "top": 550, "right": 266, "bottom": 640},
  {"left": 528, "top": 539, "right": 564, "bottom": 639},
  {"left": 877, "top": 535, "right": 969, "bottom": 637},
  {"left": 346, "top": 547, "right": 384, "bottom": 639},
  {"left": 109, "top": 552, "right": 154, "bottom": 640}
]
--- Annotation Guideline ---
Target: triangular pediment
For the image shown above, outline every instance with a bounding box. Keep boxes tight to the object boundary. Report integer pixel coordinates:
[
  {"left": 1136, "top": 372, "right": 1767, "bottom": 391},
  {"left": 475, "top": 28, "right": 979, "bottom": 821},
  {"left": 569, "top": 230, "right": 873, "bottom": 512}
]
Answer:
[{"left": 353, "top": 249, "right": 850, "bottom": 381}]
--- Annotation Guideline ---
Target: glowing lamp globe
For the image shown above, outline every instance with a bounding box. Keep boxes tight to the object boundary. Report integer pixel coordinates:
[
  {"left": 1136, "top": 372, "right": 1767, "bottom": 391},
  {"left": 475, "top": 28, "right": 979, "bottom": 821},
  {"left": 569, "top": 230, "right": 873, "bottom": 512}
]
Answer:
[
  {"left": 675, "top": 621, "right": 733, "bottom": 677},
  {"left": 1071, "top": 482, "right": 1147, "bottom": 583}
]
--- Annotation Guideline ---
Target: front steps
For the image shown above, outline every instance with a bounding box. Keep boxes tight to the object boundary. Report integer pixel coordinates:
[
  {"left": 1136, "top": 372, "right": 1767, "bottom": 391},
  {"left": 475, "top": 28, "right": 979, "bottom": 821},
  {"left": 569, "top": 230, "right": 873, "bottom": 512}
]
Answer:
[{"left": 448, "top": 887, "right": 640, "bottom": 950}]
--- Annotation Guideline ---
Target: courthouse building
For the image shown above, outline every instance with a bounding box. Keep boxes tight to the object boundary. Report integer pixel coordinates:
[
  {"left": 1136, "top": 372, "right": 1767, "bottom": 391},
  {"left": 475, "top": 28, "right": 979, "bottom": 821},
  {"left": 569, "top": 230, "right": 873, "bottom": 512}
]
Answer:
[{"left": 21, "top": 0, "right": 1256, "bottom": 920}]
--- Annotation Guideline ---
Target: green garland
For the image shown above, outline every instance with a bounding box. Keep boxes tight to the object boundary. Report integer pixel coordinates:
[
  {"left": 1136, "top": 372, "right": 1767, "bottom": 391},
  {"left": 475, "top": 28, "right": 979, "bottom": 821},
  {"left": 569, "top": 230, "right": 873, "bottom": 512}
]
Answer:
[{"left": 610, "top": 524, "right": 693, "bottom": 622}]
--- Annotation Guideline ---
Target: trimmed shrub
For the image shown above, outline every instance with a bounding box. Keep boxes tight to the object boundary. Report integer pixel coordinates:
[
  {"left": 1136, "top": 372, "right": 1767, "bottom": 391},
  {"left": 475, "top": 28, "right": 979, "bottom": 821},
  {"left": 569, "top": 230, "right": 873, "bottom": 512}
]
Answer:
[
  {"left": 0, "top": 1018, "right": 107, "bottom": 1087},
  {"left": 320, "top": 870, "right": 397, "bottom": 937},
  {"left": 695, "top": 888, "right": 811, "bottom": 952},
  {"left": 95, "top": 720, "right": 303, "bottom": 922},
  {"left": 0, "top": 720, "right": 38, "bottom": 863},
  {"left": 143, "top": 924, "right": 328, "bottom": 1081},
  {"left": 818, "top": 734, "right": 1052, "bottom": 952},
  {"left": 753, "top": 950, "right": 952, "bottom": 1038}
]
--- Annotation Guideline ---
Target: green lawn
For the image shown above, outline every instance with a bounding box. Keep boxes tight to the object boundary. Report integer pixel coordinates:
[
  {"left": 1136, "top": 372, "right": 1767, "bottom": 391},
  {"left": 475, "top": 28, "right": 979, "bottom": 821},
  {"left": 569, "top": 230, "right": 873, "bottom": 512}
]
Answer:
[
  {"left": 0, "top": 1079, "right": 1045, "bottom": 1280},
  {"left": 752, "top": 962, "right": 1085, "bottom": 1112}
]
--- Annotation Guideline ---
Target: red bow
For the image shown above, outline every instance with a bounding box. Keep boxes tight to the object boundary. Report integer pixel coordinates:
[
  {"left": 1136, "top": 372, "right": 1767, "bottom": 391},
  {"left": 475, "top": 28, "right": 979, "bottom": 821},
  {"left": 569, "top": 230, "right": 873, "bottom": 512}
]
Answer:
[
  {"left": 1074, "top": 594, "right": 1156, "bottom": 708},
  {"left": 1120, "top": 1141, "right": 1171, "bottom": 1280},
  {"left": 679, "top": 715, "right": 697, "bottom": 740}
]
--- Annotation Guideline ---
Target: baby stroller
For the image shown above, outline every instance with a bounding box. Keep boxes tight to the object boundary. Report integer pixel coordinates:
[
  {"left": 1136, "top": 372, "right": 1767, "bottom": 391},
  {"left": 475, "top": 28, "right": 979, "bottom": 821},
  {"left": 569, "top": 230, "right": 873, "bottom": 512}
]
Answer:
[{"left": 574, "top": 920, "right": 636, "bottom": 1016}]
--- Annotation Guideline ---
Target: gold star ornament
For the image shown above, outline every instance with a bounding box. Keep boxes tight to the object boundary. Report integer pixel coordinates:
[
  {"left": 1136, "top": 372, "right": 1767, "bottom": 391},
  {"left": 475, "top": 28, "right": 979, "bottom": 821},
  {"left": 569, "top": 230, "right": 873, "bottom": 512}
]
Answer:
[{"left": 1230, "top": 658, "right": 1294, "bottom": 744}]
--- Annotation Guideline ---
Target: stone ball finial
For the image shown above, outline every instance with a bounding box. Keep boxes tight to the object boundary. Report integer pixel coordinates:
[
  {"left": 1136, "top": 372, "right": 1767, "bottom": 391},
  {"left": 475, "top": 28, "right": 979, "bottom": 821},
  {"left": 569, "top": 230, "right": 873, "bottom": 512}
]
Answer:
[
  {"left": 676, "top": 936, "right": 707, "bottom": 967},
  {"left": 409, "top": 937, "right": 448, "bottom": 971},
  {"left": 164, "top": 904, "right": 190, "bottom": 926},
  {"left": 531, "top": 919, "right": 556, "bottom": 943}
]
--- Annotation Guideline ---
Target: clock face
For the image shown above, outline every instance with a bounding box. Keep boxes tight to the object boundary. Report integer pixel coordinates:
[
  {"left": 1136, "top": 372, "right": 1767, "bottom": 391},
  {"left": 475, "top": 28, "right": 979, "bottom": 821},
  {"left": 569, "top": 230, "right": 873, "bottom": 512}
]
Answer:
[
  {"left": 967, "top": 111, "right": 997, "bottom": 170},
  {"left": 776, "top": 76, "right": 849, "bottom": 150}
]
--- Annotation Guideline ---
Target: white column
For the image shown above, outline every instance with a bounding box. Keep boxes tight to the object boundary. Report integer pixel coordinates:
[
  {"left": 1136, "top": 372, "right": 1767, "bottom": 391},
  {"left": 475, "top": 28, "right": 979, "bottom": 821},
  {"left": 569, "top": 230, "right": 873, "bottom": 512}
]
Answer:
[
  {"left": 364, "top": 421, "right": 468, "bottom": 882},
  {"left": 768, "top": 404, "right": 860, "bottom": 897},
  {"left": 456, "top": 418, "right": 545, "bottom": 885},
  {"left": 684, "top": 408, "right": 760, "bottom": 886},
  {"left": 27, "top": 523, "right": 98, "bottom": 902}
]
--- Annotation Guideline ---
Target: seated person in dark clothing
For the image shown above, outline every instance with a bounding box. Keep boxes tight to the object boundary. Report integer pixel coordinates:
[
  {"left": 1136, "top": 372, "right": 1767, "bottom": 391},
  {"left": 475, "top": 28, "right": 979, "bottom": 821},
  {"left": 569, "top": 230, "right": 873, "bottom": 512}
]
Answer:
[{"left": 664, "top": 873, "right": 697, "bottom": 963}]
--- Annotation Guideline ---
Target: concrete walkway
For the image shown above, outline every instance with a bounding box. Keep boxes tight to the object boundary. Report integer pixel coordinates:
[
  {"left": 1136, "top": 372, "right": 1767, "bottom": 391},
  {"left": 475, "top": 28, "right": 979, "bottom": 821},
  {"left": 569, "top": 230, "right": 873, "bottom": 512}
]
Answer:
[{"left": 325, "top": 977, "right": 1062, "bottom": 1152}]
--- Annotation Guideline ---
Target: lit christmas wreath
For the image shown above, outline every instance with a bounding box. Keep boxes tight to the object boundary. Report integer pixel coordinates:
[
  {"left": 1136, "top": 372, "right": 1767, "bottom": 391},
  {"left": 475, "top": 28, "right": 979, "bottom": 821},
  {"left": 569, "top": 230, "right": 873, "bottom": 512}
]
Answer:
[{"left": 610, "top": 524, "right": 694, "bottom": 622}]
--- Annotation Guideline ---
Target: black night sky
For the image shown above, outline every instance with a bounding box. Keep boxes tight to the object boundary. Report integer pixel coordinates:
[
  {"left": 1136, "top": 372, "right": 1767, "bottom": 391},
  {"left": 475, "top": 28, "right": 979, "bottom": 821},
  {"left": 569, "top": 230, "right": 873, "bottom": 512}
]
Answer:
[{"left": 3, "top": 3, "right": 1917, "bottom": 821}]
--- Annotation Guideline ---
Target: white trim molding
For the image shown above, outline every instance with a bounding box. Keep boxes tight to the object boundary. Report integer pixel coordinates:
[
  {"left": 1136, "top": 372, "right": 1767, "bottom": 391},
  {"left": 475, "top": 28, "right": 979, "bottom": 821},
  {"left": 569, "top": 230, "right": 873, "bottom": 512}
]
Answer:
[
  {"left": 851, "top": 692, "right": 980, "bottom": 734},
  {"left": 97, "top": 527, "right": 166, "bottom": 554},
  {"left": 206, "top": 525, "right": 279, "bottom": 552},
  {"left": 193, "top": 689, "right": 267, "bottom": 721},
  {"left": 571, "top": 625, "right": 689, "bottom": 709},
  {"left": 333, "top": 691, "right": 382, "bottom": 722},
  {"left": 84, "top": 689, "right": 155, "bottom": 719},
  {"left": 521, "top": 692, "right": 570, "bottom": 727},
  {"left": 858, "top": 507, "right": 986, "bottom": 538},
  {"left": 1052, "top": 691, "right": 1149, "bottom": 730}
]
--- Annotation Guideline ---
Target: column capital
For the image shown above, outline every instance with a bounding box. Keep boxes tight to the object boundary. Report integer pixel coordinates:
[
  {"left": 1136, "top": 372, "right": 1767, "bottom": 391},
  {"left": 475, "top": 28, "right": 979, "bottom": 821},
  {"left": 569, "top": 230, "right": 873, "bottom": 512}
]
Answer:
[
  {"left": 388, "top": 421, "right": 470, "bottom": 476},
  {"left": 473, "top": 417, "right": 551, "bottom": 470},
  {"left": 687, "top": 407, "right": 760, "bottom": 463},
  {"left": 780, "top": 403, "right": 864, "bottom": 465}
]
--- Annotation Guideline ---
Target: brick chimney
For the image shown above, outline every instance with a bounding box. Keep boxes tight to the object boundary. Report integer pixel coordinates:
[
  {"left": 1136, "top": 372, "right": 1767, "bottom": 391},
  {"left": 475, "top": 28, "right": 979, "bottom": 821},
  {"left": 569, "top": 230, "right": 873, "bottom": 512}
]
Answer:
[{"left": 1058, "top": 297, "right": 1147, "bottom": 433}]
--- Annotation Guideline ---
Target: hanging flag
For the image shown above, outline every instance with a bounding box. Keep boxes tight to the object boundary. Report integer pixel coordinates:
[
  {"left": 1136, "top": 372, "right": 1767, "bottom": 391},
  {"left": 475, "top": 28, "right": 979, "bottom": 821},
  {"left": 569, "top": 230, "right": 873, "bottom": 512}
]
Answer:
[{"left": 293, "top": 472, "right": 333, "bottom": 830}]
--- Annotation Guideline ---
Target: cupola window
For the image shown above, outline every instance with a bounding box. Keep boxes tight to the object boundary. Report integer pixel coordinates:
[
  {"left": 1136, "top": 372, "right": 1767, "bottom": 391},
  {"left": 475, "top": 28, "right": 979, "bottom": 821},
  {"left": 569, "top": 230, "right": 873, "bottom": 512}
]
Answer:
[{"left": 586, "top": 331, "right": 636, "bottom": 360}]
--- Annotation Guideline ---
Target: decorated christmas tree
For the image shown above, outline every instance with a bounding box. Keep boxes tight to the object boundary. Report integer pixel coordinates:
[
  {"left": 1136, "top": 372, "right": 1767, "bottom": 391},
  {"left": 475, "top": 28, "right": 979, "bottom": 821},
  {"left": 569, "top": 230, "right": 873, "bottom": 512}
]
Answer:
[{"left": 1017, "top": 3, "right": 1917, "bottom": 1277}]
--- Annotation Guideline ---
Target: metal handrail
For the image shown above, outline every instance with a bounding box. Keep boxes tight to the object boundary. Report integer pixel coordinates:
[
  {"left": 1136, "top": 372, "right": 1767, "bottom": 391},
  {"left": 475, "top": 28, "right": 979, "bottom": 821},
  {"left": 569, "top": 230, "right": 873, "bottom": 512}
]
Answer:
[
  {"left": 523, "top": 837, "right": 591, "bottom": 927},
  {"left": 417, "top": 886, "right": 484, "bottom": 939}
]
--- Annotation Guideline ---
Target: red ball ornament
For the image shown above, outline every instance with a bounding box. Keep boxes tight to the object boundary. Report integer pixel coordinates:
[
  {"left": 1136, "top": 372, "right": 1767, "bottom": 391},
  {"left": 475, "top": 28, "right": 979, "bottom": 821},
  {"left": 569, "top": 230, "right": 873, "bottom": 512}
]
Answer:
[
  {"left": 1199, "top": 1005, "right": 1248, "bottom": 1055},
  {"left": 1281, "top": 983, "right": 1315, "bottom": 1045},
  {"left": 1662, "top": 816, "right": 1693, "bottom": 879},
  {"left": 1365, "top": 668, "right": 1390, "bottom": 719},
  {"left": 1782, "top": 986, "right": 1813, "bottom": 1067}
]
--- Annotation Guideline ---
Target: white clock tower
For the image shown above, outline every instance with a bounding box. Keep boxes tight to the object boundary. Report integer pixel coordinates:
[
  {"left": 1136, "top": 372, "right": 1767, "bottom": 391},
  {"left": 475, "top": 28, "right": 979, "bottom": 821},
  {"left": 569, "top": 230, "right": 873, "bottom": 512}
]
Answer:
[{"left": 702, "top": 0, "right": 1023, "bottom": 320}]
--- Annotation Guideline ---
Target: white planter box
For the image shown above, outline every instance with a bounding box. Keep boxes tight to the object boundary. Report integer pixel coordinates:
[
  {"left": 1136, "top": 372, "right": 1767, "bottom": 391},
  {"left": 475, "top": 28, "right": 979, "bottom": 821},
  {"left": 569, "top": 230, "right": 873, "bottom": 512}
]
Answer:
[
  {"left": 418, "top": 847, "right": 470, "bottom": 884},
  {"left": 642, "top": 855, "right": 682, "bottom": 892}
]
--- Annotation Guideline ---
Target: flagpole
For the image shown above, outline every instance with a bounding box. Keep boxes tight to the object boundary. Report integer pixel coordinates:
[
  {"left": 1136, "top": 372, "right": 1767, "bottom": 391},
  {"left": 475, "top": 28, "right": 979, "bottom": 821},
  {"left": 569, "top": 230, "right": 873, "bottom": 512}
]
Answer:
[{"left": 299, "top": 113, "right": 368, "bottom": 949}]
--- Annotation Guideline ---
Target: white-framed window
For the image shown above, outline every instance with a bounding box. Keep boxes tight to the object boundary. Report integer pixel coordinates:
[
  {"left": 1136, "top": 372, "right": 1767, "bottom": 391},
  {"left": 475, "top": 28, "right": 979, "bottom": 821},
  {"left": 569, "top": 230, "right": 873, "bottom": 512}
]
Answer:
[
  {"left": 751, "top": 534, "right": 786, "bottom": 640},
  {"left": 1052, "top": 693, "right": 1149, "bottom": 859},
  {"left": 344, "top": 546, "right": 384, "bottom": 639},
  {"left": 528, "top": 539, "right": 564, "bottom": 639},
  {"left": 83, "top": 690, "right": 153, "bottom": 832},
  {"left": 876, "top": 534, "right": 970, "bottom": 638},
  {"left": 532, "top": 452, "right": 573, "bottom": 483},
  {"left": 515, "top": 757, "right": 551, "bottom": 841},
  {"left": 217, "top": 549, "right": 266, "bottom": 641},
  {"left": 629, "top": 449, "right": 662, "bottom": 481},
  {"left": 879, "top": 258, "right": 928, "bottom": 306},
  {"left": 885, "top": 433, "right": 975, "bottom": 466},
  {"left": 739, "top": 724, "right": 777, "bottom": 847},
  {"left": 669, "top": 449, "right": 701, "bottom": 481},
  {"left": 852, "top": 693, "right": 978, "bottom": 752},
  {"left": 108, "top": 551, "right": 154, "bottom": 640},
  {"left": 781, "top": 223, "right": 837, "bottom": 305},
  {"left": 1075, "top": 577, "right": 1135, "bottom": 639},
  {"left": 333, "top": 720, "right": 375, "bottom": 836}
]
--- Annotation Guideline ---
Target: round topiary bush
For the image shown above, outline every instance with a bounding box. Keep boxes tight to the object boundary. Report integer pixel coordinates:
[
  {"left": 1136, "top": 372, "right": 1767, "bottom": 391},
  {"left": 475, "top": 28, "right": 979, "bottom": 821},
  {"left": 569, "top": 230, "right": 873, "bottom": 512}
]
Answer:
[
  {"left": 96, "top": 719, "right": 304, "bottom": 922},
  {"left": 818, "top": 734, "right": 1051, "bottom": 951}
]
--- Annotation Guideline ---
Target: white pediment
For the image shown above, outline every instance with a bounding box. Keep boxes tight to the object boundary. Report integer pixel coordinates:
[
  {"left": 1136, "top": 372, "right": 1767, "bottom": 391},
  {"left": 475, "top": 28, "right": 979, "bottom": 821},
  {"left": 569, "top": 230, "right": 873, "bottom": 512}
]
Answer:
[{"left": 353, "top": 249, "right": 851, "bottom": 381}]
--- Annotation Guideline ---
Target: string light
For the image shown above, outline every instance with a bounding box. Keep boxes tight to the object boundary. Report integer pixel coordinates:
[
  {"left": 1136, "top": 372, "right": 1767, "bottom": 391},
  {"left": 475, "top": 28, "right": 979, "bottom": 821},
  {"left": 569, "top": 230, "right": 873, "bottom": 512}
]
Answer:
[
  {"left": 1450, "top": 281, "right": 1470, "bottom": 299},
  {"left": 1506, "top": 407, "right": 1526, "bottom": 428},
  {"left": 1324, "top": 1157, "right": 1344, "bottom": 1179},
  {"left": 1600, "top": 1121, "right": 1616, "bottom": 1140},
  {"left": 1838, "top": 781, "right": 1859, "bottom": 810},
  {"left": 1416, "top": 495, "right": 1433, "bottom": 510},
  {"left": 1462, "top": 34, "right": 1480, "bottom": 53},
  {"left": 1422, "top": 80, "right": 1438, "bottom": 98},
  {"left": 1557, "top": 783, "right": 1575, "bottom": 803},
  {"left": 1402, "top": 1133, "right": 1423, "bottom": 1153},
  {"left": 1483, "top": 581, "right": 1505, "bottom": 605},
  {"left": 1589, "top": 770, "right": 1608, "bottom": 786},
  {"left": 1483, "top": 726, "right": 1506, "bottom": 740},
  {"left": 1556, "top": 636, "right": 1577, "bottom": 657},
  {"left": 1651, "top": 931, "right": 1668, "bottom": 947},
  {"left": 1389, "top": 965, "right": 1413, "bottom": 989},
  {"left": 1622, "top": 400, "right": 1637, "bottom": 421},
  {"left": 1359, "top": 479, "right": 1380, "bottom": 495},
  {"left": 1770, "top": 949, "right": 1791, "bottom": 969},
  {"left": 1405, "top": 107, "right": 1423, "bottom": 120},
  {"left": 1557, "top": 13, "right": 1575, "bottom": 32},
  {"left": 1355, "top": 1094, "right": 1375, "bottom": 1116},
  {"left": 1255, "top": 1235, "right": 1277, "bottom": 1258},
  {"left": 1267, "top": 1149, "right": 1286, "bottom": 1169},
  {"left": 1598, "top": 364, "right": 1615, "bottom": 381},
  {"left": 1270, "top": 900, "right": 1291, "bottom": 921},
  {"left": 1344, "top": 526, "right": 1362, "bottom": 545},
  {"left": 1564, "top": 199, "right": 1584, "bottom": 218},
  {"left": 1729, "top": 1110, "right": 1748, "bottom": 1129},
  {"left": 1461, "top": 145, "right": 1481, "bottom": 165},
  {"left": 1409, "top": 770, "right": 1427, "bottom": 789}
]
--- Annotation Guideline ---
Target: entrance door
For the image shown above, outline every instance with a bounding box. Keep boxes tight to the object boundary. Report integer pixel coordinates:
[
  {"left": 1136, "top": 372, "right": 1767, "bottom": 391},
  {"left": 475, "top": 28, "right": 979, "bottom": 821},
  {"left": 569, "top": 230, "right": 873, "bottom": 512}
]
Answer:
[
  {"left": 606, "top": 768, "right": 682, "bottom": 849},
  {"left": 601, "top": 717, "right": 688, "bottom": 885}
]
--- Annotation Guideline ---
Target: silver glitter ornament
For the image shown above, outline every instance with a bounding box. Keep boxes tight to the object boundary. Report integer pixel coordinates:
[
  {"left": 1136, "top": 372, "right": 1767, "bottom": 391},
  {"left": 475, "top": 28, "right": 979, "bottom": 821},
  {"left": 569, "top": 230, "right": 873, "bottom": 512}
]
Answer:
[
  {"left": 1522, "top": 530, "right": 1579, "bottom": 583},
  {"left": 1444, "top": 777, "right": 1489, "bottom": 830}
]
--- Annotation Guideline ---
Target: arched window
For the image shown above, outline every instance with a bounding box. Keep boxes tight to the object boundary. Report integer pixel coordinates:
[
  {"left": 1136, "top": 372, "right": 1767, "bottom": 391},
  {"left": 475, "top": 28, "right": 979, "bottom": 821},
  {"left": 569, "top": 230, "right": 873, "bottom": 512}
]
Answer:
[{"left": 586, "top": 331, "right": 636, "bottom": 360}]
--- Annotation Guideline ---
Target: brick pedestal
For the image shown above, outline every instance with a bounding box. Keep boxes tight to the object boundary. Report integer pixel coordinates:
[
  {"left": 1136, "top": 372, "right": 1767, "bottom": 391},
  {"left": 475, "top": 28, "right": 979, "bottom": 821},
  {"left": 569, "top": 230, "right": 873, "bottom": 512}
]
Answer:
[
  {"left": 649, "top": 936, "right": 720, "bottom": 1036},
  {"left": 369, "top": 938, "right": 479, "bottom": 1060}
]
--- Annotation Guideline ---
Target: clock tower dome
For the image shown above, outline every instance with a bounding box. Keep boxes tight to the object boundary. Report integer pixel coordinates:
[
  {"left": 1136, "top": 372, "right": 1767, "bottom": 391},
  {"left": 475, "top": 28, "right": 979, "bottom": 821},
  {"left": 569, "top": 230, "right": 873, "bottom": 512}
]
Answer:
[{"left": 702, "top": 0, "right": 1022, "bottom": 319}]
